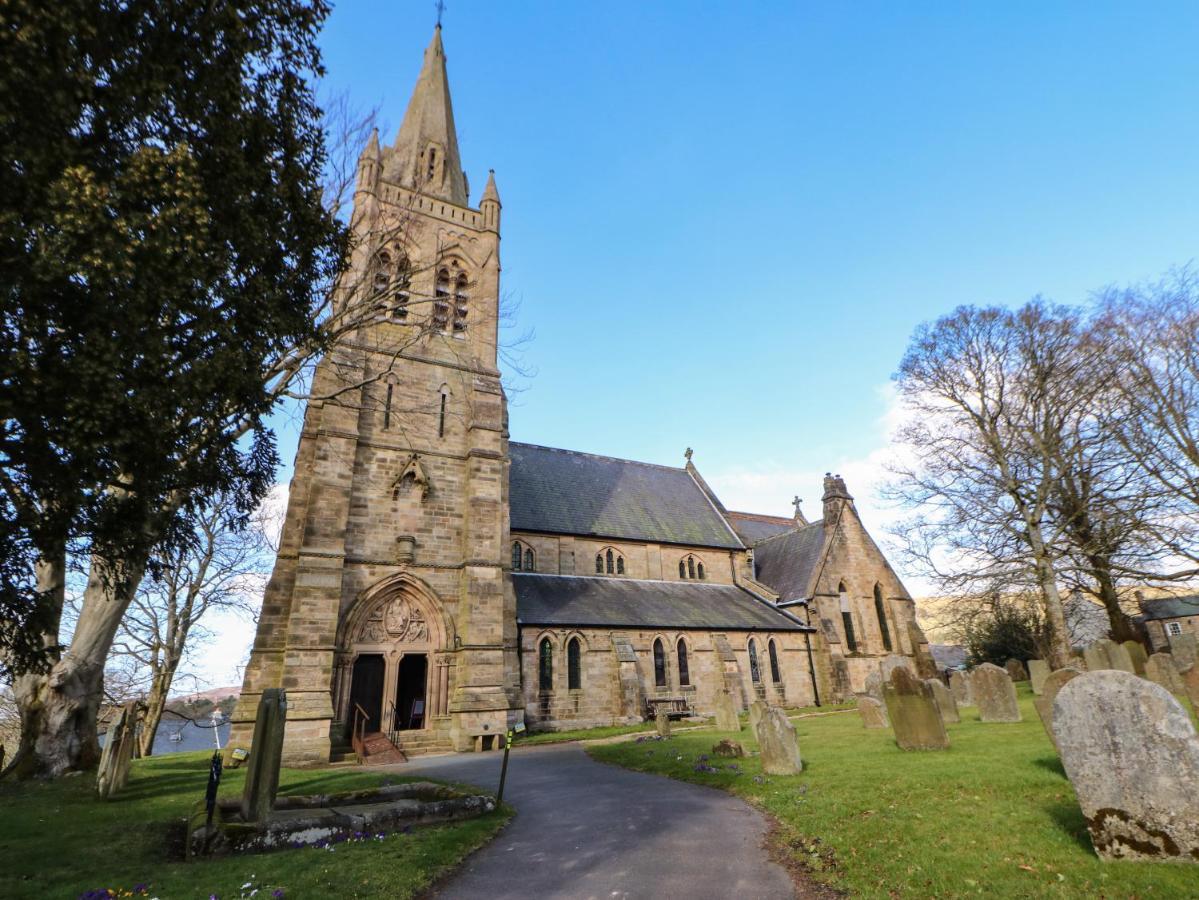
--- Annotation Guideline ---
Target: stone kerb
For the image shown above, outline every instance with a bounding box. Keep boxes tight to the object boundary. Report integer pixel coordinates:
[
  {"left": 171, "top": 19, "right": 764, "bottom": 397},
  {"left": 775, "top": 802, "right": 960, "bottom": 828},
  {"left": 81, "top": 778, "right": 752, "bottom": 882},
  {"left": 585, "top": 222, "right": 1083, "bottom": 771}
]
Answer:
[
  {"left": 755, "top": 706, "right": 803, "bottom": 775},
  {"left": 972, "top": 663, "right": 1021, "bottom": 723},
  {"left": 1027, "top": 659, "right": 1050, "bottom": 695},
  {"left": 925, "top": 678, "right": 960, "bottom": 723},
  {"left": 1033, "top": 667, "right": 1082, "bottom": 750},
  {"left": 882, "top": 668, "right": 949, "bottom": 751},
  {"left": 949, "top": 670, "right": 974, "bottom": 707},
  {"left": 1053, "top": 670, "right": 1199, "bottom": 862},
  {"left": 856, "top": 696, "right": 889, "bottom": 729}
]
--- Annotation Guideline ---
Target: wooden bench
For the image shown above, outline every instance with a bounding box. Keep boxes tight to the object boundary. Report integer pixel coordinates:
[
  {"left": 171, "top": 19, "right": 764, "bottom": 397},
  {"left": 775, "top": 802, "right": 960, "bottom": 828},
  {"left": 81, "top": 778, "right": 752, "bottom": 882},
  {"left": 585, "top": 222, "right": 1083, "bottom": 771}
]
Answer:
[{"left": 646, "top": 696, "right": 694, "bottom": 720}]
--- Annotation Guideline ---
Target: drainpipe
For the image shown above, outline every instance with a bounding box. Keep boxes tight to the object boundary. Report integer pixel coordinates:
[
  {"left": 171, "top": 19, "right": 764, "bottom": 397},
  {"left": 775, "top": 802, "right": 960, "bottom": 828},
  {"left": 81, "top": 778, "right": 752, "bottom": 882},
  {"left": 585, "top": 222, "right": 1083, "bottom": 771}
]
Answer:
[{"left": 801, "top": 601, "right": 821, "bottom": 707}]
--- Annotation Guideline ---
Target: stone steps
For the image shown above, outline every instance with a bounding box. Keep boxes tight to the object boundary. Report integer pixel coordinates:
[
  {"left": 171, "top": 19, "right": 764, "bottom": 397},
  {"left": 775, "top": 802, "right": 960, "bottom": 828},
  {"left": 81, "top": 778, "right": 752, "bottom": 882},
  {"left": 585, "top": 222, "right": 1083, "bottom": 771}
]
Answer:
[{"left": 359, "top": 732, "right": 407, "bottom": 766}]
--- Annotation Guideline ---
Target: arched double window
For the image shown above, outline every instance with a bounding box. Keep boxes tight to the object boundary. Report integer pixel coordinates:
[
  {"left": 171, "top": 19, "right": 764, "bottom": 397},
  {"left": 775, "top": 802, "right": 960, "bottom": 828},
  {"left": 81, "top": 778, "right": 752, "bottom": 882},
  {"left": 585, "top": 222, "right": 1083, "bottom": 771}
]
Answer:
[
  {"left": 839, "top": 582, "right": 858, "bottom": 652},
  {"left": 595, "top": 548, "right": 625, "bottom": 576},
  {"left": 453, "top": 272, "right": 468, "bottom": 333},
  {"left": 748, "top": 638, "right": 762, "bottom": 683},
  {"left": 511, "top": 541, "right": 535, "bottom": 572},
  {"left": 434, "top": 267, "right": 451, "bottom": 330},
  {"left": 371, "top": 250, "right": 409, "bottom": 319},
  {"left": 874, "top": 584, "right": 893, "bottom": 652},
  {"left": 567, "top": 637, "right": 582, "bottom": 690},
  {"left": 678, "top": 555, "right": 705, "bottom": 580},
  {"left": 767, "top": 639, "right": 782, "bottom": 684},
  {"left": 538, "top": 637, "right": 553, "bottom": 692},
  {"left": 677, "top": 638, "right": 690, "bottom": 687},
  {"left": 653, "top": 638, "right": 668, "bottom": 688}
]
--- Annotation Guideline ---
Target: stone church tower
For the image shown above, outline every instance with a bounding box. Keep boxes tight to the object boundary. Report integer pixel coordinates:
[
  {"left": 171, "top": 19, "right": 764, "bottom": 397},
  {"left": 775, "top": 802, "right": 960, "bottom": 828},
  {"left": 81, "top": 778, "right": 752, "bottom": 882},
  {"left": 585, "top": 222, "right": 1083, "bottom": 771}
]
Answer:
[{"left": 230, "top": 26, "right": 522, "bottom": 763}]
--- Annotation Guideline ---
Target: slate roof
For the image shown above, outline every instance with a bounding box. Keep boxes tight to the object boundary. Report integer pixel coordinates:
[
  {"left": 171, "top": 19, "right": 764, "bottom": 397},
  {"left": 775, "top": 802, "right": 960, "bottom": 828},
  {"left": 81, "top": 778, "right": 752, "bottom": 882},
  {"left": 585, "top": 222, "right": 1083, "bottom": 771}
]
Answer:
[
  {"left": 512, "top": 573, "right": 811, "bottom": 632},
  {"left": 1139, "top": 595, "right": 1199, "bottom": 621},
  {"left": 751, "top": 523, "right": 827, "bottom": 602},
  {"left": 726, "top": 511, "right": 796, "bottom": 546},
  {"left": 508, "top": 443, "right": 743, "bottom": 549}
]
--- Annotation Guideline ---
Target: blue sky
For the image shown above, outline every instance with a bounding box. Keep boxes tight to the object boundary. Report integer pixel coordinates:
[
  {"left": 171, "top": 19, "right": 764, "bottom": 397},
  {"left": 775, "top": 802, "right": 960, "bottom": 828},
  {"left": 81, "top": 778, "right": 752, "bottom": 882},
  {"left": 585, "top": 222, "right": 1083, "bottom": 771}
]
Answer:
[{"left": 204, "top": 2, "right": 1199, "bottom": 686}]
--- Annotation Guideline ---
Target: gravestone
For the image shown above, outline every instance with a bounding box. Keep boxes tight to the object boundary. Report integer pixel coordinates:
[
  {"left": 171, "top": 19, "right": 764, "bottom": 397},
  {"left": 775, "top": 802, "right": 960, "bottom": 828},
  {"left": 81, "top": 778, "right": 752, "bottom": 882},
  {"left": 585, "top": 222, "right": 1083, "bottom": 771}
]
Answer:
[
  {"left": 240, "top": 688, "right": 287, "bottom": 823},
  {"left": 1054, "top": 671, "right": 1199, "bottom": 862},
  {"left": 1105, "top": 640, "right": 1136, "bottom": 674},
  {"left": 1181, "top": 664, "right": 1199, "bottom": 708},
  {"left": 1005, "top": 658, "right": 1029, "bottom": 682},
  {"left": 755, "top": 706, "right": 803, "bottom": 775},
  {"left": 748, "top": 700, "right": 767, "bottom": 734},
  {"left": 856, "top": 696, "right": 889, "bottom": 729},
  {"left": 830, "top": 657, "right": 853, "bottom": 703},
  {"left": 713, "top": 690, "right": 741, "bottom": 732},
  {"left": 973, "top": 663, "right": 1021, "bottom": 722},
  {"left": 862, "top": 669, "right": 885, "bottom": 703},
  {"left": 1082, "top": 641, "right": 1109, "bottom": 672},
  {"left": 882, "top": 668, "right": 949, "bottom": 750},
  {"left": 1027, "top": 659, "right": 1050, "bottom": 695},
  {"left": 1145, "top": 653, "right": 1186, "bottom": 695},
  {"left": 1122, "top": 640, "right": 1149, "bottom": 676},
  {"left": 1033, "top": 667, "right": 1082, "bottom": 750},
  {"left": 655, "top": 709, "right": 671, "bottom": 737},
  {"left": 96, "top": 700, "right": 139, "bottom": 800},
  {"left": 925, "top": 678, "right": 960, "bottom": 723},
  {"left": 1169, "top": 632, "right": 1198, "bottom": 672},
  {"left": 881, "top": 654, "right": 915, "bottom": 681},
  {"left": 949, "top": 670, "right": 974, "bottom": 707},
  {"left": 712, "top": 739, "right": 744, "bottom": 758}
]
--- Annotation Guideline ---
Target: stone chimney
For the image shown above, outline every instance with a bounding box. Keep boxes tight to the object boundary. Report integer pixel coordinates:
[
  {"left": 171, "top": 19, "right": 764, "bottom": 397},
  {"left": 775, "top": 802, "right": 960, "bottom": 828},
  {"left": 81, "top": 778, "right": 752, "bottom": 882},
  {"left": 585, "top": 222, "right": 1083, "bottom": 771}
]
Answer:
[{"left": 821, "top": 473, "right": 853, "bottom": 524}]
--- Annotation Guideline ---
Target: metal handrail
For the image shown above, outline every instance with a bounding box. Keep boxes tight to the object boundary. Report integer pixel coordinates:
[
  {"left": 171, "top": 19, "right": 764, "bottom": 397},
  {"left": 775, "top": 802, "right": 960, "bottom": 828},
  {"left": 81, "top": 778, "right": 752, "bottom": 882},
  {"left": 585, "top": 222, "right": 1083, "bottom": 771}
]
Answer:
[
  {"left": 351, "top": 703, "right": 370, "bottom": 763},
  {"left": 387, "top": 700, "right": 402, "bottom": 750}
]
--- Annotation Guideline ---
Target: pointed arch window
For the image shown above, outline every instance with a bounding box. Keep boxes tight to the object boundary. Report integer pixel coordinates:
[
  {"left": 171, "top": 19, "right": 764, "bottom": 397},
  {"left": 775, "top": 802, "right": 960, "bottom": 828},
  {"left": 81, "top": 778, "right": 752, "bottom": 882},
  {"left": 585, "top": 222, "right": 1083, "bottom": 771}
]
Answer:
[
  {"left": 748, "top": 639, "right": 762, "bottom": 683},
  {"left": 677, "top": 638, "right": 690, "bottom": 687},
  {"left": 595, "top": 553, "right": 604, "bottom": 574},
  {"left": 392, "top": 254, "right": 410, "bottom": 319},
  {"left": 433, "top": 267, "right": 451, "bottom": 330},
  {"left": 512, "top": 541, "right": 523, "bottom": 571},
  {"left": 768, "top": 639, "right": 782, "bottom": 684},
  {"left": 512, "top": 541, "right": 535, "bottom": 573},
  {"left": 679, "top": 554, "right": 706, "bottom": 580},
  {"left": 874, "top": 584, "right": 892, "bottom": 652},
  {"left": 839, "top": 582, "right": 858, "bottom": 652},
  {"left": 567, "top": 638, "right": 582, "bottom": 690},
  {"left": 453, "top": 273, "right": 469, "bottom": 333},
  {"left": 538, "top": 638, "right": 553, "bottom": 692},
  {"left": 653, "top": 638, "right": 667, "bottom": 688},
  {"left": 606, "top": 549, "right": 614, "bottom": 574},
  {"left": 372, "top": 251, "right": 392, "bottom": 301}
]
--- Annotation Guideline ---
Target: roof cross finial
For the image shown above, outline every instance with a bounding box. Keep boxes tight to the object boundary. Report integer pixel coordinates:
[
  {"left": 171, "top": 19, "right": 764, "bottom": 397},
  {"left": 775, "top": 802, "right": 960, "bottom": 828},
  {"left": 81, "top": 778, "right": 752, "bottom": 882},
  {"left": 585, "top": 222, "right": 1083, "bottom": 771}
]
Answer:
[
  {"left": 792, "top": 495, "right": 803, "bottom": 512},
  {"left": 684, "top": 447, "right": 693, "bottom": 462},
  {"left": 435, "top": 0, "right": 446, "bottom": 27}
]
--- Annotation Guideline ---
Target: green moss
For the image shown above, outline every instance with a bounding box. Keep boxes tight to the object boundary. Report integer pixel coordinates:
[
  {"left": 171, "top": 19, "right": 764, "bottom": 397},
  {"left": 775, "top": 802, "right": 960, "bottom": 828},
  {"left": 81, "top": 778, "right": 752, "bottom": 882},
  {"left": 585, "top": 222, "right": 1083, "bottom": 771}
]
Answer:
[
  {"left": 0, "top": 751, "right": 510, "bottom": 899},
  {"left": 589, "top": 686, "right": 1197, "bottom": 899}
]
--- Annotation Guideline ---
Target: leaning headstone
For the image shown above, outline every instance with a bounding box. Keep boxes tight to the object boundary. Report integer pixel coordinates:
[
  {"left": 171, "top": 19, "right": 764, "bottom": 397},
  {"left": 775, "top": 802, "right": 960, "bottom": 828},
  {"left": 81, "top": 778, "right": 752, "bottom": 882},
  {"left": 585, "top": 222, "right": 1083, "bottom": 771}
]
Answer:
[
  {"left": 1033, "top": 667, "right": 1082, "bottom": 750},
  {"left": 1145, "top": 652, "right": 1186, "bottom": 696},
  {"left": 1169, "top": 633, "right": 1198, "bottom": 672},
  {"left": 881, "top": 654, "right": 915, "bottom": 682},
  {"left": 96, "top": 700, "right": 139, "bottom": 800},
  {"left": 1054, "top": 671, "right": 1199, "bottom": 862},
  {"left": 882, "top": 668, "right": 949, "bottom": 750},
  {"left": 1122, "top": 640, "right": 1149, "bottom": 676},
  {"left": 655, "top": 709, "right": 671, "bottom": 737},
  {"left": 747, "top": 700, "right": 767, "bottom": 734},
  {"left": 755, "top": 706, "right": 803, "bottom": 775},
  {"left": 713, "top": 690, "right": 741, "bottom": 732},
  {"left": 1104, "top": 639, "right": 1136, "bottom": 674},
  {"left": 1027, "top": 659, "right": 1050, "bottom": 695},
  {"left": 240, "top": 688, "right": 287, "bottom": 823},
  {"left": 1005, "top": 658, "right": 1029, "bottom": 682},
  {"left": 949, "top": 670, "right": 974, "bottom": 707},
  {"left": 973, "top": 663, "right": 1021, "bottom": 722},
  {"left": 925, "top": 678, "right": 960, "bottom": 723},
  {"left": 856, "top": 696, "right": 889, "bottom": 729}
]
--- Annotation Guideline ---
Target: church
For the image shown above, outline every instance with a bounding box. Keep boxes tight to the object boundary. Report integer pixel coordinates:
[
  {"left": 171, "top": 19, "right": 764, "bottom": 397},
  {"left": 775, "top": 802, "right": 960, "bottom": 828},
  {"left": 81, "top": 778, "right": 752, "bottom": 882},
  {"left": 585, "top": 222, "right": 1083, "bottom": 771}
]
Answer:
[{"left": 229, "top": 27, "right": 931, "bottom": 764}]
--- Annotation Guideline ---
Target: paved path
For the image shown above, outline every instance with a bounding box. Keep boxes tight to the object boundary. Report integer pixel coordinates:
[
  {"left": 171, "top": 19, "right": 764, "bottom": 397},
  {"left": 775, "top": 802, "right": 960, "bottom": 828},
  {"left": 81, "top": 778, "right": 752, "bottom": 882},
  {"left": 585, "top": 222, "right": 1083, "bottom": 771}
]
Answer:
[{"left": 397, "top": 742, "right": 795, "bottom": 900}]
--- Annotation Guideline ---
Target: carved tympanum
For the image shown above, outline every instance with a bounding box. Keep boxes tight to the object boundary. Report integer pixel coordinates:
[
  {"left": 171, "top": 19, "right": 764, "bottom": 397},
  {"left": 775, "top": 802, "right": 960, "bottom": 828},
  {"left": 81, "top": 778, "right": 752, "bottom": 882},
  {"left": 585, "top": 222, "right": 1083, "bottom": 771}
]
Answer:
[{"left": 358, "top": 595, "right": 429, "bottom": 644}]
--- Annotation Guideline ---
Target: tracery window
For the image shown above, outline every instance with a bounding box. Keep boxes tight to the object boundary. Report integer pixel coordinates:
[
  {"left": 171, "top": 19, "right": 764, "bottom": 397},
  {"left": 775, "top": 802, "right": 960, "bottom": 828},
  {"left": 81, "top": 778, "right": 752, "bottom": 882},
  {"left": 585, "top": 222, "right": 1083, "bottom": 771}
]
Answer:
[
  {"left": 679, "top": 555, "right": 705, "bottom": 580},
  {"left": 596, "top": 547, "right": 625, "bottom": 576},
  {"left": 653, "top": 639, "right": 667, "bottom": 688},
  {"left": 512, "top": 541, "right": 535, "bottom": 573},
  {"left": 768, "top": 639, "right": 782, "bottom": 684},
  {"left": 434, "top": 267, "right": 451, "bottom": 330},
  {"left": 538, "top": 638, "right": 553, "bottom": 692},
  {"left": 874, "top": 584, "right": 893, "bottom": 652},
  {"left": 748, "top": 638, "right": 762, "bottom": 683},
  {"left": 567, "top": 638, "right": 582, "bottom": 690},
  {"left": 677, "top": 638, "right": 690, "bottom": 687},
  {"left": 453, "top": 273, "right": 468, "bottom": 333},
  {"left": 840, "top": 582, "right": 858, "bottom": 652}
]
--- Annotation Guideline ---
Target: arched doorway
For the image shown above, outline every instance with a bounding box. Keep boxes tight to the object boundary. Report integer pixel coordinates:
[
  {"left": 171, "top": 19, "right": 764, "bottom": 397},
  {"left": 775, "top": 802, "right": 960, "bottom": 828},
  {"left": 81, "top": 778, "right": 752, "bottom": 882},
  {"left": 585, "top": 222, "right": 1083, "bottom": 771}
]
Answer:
[{"left": 335, "top": 573, "right": 453, "bottom": 737}]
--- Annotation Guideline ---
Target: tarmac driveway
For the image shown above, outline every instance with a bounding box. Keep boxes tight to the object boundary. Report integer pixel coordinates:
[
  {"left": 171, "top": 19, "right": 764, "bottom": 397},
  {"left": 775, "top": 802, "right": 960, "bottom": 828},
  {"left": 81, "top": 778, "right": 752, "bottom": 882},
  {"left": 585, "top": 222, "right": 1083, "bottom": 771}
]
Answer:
[{"left": 397, "top": 741, "right": 795, "bottom": 900}]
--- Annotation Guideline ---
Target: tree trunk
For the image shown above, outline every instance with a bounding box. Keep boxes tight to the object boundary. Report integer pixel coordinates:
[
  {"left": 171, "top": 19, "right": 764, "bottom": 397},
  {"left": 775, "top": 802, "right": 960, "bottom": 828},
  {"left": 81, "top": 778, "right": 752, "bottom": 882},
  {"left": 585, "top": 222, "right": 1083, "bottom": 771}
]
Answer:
[
  {"left": 1027, "top": 524, "right": 1072, "bottom": 668},
  {"left": 24, "top": 555, "right": 147, "bottom": 777},
  {"left": 137, "top": 655, "right": 181, "bottom": 758},
  {"left": 11, "top": 557, "right": 66, "bottom": 779},
  {"left": 1086, "top": 553, "right": 1139, "bottom": 644}
]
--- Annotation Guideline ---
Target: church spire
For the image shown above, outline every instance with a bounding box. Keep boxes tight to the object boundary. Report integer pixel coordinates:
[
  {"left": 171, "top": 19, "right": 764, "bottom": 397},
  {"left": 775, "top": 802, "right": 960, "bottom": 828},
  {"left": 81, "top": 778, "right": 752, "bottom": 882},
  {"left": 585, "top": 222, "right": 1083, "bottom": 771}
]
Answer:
[{"left": 388, "top": 25, "right": 468, "bottom": 206}]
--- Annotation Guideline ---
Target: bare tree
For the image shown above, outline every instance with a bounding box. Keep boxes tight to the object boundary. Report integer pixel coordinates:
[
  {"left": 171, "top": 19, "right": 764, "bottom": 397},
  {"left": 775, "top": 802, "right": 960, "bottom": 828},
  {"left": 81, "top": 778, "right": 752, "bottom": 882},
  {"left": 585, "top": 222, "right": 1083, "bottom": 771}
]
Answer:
[
  {"left": 106, "top": 493, "right": 272, "bottom": 756},
  {"left": 886, "top": 302, "right": 1088, "bottom": 667}
]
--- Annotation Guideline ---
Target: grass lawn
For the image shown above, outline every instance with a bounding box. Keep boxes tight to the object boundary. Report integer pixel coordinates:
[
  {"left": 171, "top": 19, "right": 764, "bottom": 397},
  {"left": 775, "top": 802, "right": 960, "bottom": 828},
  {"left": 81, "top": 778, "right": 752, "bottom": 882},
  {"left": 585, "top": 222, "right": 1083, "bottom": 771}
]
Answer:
[
  {"left": 588, "top": 686, "right": 1196, "bottom": 899},
  {"left": 0, "top": 751, "right": 510, "bottom": 899}
]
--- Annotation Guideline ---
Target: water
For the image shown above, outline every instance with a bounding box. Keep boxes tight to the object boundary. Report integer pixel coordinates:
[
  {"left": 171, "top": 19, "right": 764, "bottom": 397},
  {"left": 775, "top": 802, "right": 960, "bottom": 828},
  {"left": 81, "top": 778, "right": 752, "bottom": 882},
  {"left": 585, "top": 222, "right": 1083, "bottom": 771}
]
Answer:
[{"left": 99, "top": 718, "right": 231, "bottom": 755}]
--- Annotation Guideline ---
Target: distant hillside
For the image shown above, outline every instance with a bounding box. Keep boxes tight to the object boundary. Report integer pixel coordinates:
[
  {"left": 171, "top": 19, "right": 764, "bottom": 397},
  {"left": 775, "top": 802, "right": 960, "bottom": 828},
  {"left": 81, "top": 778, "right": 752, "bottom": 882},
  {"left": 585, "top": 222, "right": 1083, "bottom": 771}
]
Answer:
[{"left": 170, "top": 685, "right": 240, "bottom": 704}]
